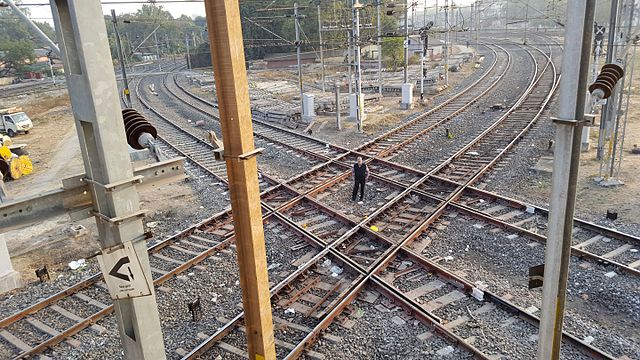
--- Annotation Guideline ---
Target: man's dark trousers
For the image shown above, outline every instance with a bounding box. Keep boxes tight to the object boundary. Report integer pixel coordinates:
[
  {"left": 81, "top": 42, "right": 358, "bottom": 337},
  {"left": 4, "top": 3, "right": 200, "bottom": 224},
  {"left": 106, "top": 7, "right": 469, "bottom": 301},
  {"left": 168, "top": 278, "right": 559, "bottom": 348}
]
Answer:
[
  {"left": 352, "top": 163, "right": 367, "bottom": 201},
  {"left": 352, "top": 180, "right": 365, "bottom": 201}
]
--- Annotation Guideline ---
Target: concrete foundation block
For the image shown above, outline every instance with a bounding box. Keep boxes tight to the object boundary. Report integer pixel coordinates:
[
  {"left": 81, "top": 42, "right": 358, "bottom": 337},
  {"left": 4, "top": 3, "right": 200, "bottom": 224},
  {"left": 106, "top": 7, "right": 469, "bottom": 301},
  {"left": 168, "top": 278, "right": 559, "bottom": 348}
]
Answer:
[
  {"left": 0, "top": 270, "right": 23, "bottom": 294},
  {"left": 401, "top": 83, "right": 414, "bottom": 109},
  {"left": 302, "top": 93, "right": 315, "bottom": 123},
  {"left": 349, "top": 94, "right": 366, "bottom": 121},
  {"left": 0, "top": 238, "right": 23, "bottom": 293},
  {"left": 581, "top": 126, "right": 590, "bottom": 152}
]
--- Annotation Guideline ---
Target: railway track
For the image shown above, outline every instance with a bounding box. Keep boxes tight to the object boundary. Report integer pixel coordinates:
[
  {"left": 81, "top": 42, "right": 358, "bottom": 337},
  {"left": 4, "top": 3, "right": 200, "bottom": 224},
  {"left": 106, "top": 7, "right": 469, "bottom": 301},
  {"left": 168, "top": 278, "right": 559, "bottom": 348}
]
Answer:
[
  {"left": 167, "top": 73, "right": 348, "bottom": 162},
  {"left": 133, "top": 75, "right": 278, "bottom": 191},
  {"left": 355, "top": 45, "right": 509, "bottom": 158},
  {"left": 431, "top": 45, "right": 556, "bottom": 182},
  {"left": 2, "top": 42, "right": 638, "bottom": 359},
  {"left": 181, "top": 43, "right": 635, "bottom": 359},
  {"left": 2, "top": 82, "right": 66, "bottom": 98}
]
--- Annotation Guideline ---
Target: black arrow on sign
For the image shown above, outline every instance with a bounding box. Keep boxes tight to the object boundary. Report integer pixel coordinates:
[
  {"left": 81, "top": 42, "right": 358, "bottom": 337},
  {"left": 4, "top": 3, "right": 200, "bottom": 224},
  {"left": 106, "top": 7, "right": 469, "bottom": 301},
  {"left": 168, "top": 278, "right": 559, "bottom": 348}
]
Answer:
[{"left": 109, "top": 256, "right": 132, "bottom": 282}]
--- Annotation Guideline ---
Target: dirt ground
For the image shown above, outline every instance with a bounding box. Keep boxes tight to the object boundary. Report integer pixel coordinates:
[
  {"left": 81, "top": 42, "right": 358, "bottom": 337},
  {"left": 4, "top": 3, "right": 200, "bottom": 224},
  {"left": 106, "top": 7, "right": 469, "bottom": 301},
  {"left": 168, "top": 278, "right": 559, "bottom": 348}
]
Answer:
[
  {"left": 1, "top": 92, "right": 204, "bottom": 281},
  {"left": 308, "top": 64, "right": 476, "bottom": 148},
  {"left": 520, "top": 60, "right": 640, "bottom": 227},
  {"left": 574, "top": 58, "right": 640, "bottom": 224}
]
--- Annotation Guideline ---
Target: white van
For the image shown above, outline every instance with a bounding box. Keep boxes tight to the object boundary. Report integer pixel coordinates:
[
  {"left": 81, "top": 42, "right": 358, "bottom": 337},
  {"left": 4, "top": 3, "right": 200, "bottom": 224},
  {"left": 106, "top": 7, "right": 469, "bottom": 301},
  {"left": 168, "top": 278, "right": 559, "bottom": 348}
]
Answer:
[{"left": 0, "top": 108, "right": 33, "bottom": 137}]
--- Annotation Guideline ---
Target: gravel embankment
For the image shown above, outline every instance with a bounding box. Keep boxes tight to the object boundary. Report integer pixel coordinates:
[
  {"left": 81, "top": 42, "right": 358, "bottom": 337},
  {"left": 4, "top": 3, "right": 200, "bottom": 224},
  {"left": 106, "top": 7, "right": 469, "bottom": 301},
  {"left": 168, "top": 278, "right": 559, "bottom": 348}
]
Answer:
[
  {"left": 306, "top": 287, "right": 474, "bottom": 359},
  {"left": 305, "top": 46, "right": 499, "bottom": 150},
  {"left": 141, "top": 74, "right": 317, "bottom": 182},
  {"left": 420, "top": 214, "right": 640, "bottom": 359},
  {"left": 391, "top": 45, "right": 535, "bottom": 172}
]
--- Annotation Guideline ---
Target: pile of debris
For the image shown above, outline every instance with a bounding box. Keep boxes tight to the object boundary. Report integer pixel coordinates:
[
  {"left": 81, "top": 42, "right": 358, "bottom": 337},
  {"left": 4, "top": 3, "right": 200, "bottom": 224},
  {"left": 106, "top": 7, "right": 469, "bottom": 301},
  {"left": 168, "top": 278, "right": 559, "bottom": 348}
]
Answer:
[{"left": 250, "top": 92, "right": 301, "bottom": 127}]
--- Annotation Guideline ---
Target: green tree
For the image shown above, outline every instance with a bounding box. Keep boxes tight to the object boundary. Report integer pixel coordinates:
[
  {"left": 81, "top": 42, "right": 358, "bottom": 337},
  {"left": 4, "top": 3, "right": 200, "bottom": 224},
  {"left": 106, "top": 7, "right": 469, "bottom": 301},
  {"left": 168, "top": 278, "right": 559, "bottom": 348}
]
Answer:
[
  {"left": 0, "top": 2, "right": 56, "bottom": 45},
  {"left": 382, "top": 37, "right": 403, "bottom": 71},
  {"left": 0, "top": 40, "right": 35, "bottom": 76},
  {"left": 0, "top": 1, "right": 58, "bottom": 76},
  {"left": 105, "top": 3, "right": 206, "bottom": 62}
]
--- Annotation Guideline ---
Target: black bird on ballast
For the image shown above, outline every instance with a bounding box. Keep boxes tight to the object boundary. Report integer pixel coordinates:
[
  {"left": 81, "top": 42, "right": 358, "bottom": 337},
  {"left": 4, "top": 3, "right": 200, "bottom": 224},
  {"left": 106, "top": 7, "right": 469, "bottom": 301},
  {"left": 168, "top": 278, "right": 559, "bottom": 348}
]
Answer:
[
  {"left": 446, "top": 128, "right": 454, "bottom": 139},
  {"left": 548, "top": 139, "right": 555, "bottom": 151}
]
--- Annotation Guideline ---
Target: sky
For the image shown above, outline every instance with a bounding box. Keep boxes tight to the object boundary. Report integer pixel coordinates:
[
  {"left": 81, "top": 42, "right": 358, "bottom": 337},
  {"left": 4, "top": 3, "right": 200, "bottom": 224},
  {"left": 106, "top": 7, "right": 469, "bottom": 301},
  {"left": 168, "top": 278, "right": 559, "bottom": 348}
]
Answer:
[{"left": 17, "top": 0, "right": 477, "bottom": 25}]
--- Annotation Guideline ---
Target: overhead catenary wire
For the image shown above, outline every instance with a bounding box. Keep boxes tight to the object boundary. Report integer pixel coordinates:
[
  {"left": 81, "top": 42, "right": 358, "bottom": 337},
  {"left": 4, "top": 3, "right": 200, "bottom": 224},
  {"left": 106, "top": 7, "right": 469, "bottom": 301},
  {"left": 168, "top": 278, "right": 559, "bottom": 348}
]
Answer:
[{"left": 243, "top": 16, "right": 293, "bottom": 45}]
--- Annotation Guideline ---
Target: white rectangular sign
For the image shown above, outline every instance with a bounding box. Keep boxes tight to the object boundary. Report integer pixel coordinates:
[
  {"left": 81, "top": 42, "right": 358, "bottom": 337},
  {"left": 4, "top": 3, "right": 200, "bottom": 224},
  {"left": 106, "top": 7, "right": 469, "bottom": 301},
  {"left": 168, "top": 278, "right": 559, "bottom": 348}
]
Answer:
[{"left": 97, "top": 241, "right": 153, "bottom": 300}]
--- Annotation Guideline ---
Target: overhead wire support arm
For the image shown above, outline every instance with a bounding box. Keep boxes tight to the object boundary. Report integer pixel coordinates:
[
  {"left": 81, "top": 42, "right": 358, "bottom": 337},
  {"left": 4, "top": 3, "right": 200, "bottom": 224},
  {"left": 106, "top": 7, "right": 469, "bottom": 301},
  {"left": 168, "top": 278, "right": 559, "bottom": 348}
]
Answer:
[{"left": 3, "top": 0, "right": 60, "bottom": 56}]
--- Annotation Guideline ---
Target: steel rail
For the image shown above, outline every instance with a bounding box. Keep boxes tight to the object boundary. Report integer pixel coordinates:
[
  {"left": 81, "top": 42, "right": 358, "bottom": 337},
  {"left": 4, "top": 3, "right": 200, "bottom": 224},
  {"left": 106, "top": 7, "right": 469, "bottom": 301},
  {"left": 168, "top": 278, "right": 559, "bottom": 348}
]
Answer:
[
  {"left": 134, "top": 75, "right": 282, "bottom": 194},
  {"left": 171, "top": 73, "right": 351, "bottom": 156},
  {"left": 354, "top": 46, "right": 503, "bottom": 156},
  {"left": 6, "top": 40, "right": 629, "bottom": 360},
  {"left": 186, "top": 43, "right": 616, "bottom": 360},
  {"left": 164, "top": 74, "right": 341, "bottom": 164},
  {"left": 276, "top": 43, "right": 616, "bottom": 360},
  {"left": 1, "top": 206, "right": 241, "bottom": 359}
]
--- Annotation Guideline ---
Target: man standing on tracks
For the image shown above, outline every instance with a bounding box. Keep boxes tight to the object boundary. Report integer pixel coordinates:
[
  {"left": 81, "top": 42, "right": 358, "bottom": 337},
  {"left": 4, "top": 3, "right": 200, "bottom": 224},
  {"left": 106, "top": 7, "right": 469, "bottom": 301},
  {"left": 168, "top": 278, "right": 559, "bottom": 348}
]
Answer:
[{"left": 352, "top": 156, "right": 369, "bottom": 202}]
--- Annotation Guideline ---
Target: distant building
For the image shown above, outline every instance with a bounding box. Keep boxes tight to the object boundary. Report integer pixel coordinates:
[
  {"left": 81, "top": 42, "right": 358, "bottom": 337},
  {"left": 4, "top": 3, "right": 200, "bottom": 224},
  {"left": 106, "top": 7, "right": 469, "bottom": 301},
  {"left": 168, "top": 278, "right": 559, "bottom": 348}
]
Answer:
[{"left": 33, "top": 49, "right": 53, "bottom": 64}]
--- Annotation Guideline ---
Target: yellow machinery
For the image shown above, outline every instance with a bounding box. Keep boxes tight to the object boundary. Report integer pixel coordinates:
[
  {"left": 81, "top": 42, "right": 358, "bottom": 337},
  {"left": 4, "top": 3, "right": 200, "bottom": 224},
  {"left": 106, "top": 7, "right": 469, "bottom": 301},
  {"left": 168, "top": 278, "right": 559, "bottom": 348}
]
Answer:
[{"left": 0, "top": 142, "right": 33, "bottom": 180}]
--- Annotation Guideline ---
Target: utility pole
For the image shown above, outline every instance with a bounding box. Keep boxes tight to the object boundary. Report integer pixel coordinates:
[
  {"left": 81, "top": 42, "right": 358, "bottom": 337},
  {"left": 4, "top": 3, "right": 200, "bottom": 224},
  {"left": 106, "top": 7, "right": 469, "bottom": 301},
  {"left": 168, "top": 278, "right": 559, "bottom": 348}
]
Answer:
[
  {"left": 348, "top": 28, "right": 353, "bottom": 96},
  {"left": 111, "top": 10, "right": 131, "bottom": 107},
  {"left": 411, "top": 1, "right": 416, "bottom": 31},
  {"left": 185, "top": 33, "right": 192, "bottom": 71},
  {"left": 420, "top": 32, "right": 428, "bottom": 100},
  {"left": 435, "top": 0, "right": 439, "bottom": 27},
  {"left": 165, "top": 33, "right": 175, "bottom": 64},
  {"left": 294, "top": 3, "right": 304, "bottom": 114},
  {"left": 475, "top": 0, "right": 480, "bottom": 58},
  {"left": 597, "top": 0, "right": 620, "bottom": 160},
  {"left": 537, "top": 1, "right": 595, "bottom": 359},
  {"left": 607, "top": 1, "right": 635, "bottom": 179},
  {"left": 154, "top": 31, "right": 162, "bottom": 71},
  {"left": 423, "top": 0, "right": 427, "bottom": 27},
  {"left": 202, "top": 1, "right": 276, "bottom": 358},
  {"left": 335, "top": 81, "right": 342, "bottom": 130},
  {"left": 403, "top": 0, "right": 409, "bottom": 84},
  {"left": 615, "top": 43, "right": 636, "bottom": 176},
  {"left": 590, "top": 23, "right": 605, "bottom": 112},
  {"left": 46, "top": 50, "right": 56, "bottom": 85},
  {"left": 444, "top": 0, "right": 450, "bottom": 86},
  {"left": 353, "top": 0, "right": 364, "bottom": 132},
  {"left": 317, "top": 3, "right": 326, "bottom": 92},
  {"left": 50, "top": 1, "right": 166, "bottom": 358},
  {"left": 124, "top": 33, "right": 134, "bottom": 74},
  {"left": 420, "top": 34, "right": 425, "bottom": 100},
  {"left": 377, "top": 0, "right": 383, "bottom": 96}
]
